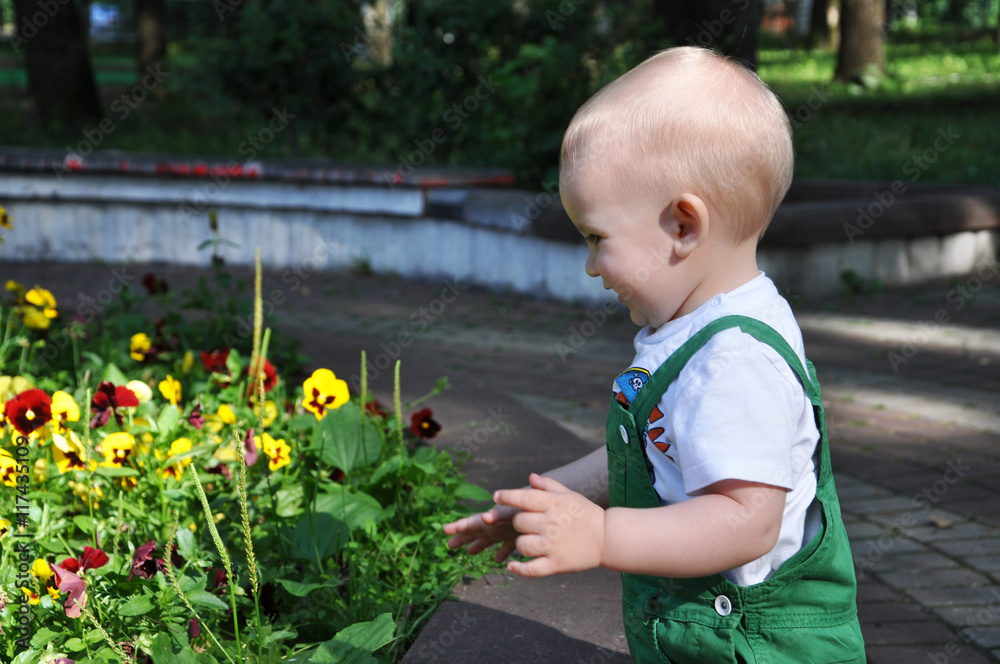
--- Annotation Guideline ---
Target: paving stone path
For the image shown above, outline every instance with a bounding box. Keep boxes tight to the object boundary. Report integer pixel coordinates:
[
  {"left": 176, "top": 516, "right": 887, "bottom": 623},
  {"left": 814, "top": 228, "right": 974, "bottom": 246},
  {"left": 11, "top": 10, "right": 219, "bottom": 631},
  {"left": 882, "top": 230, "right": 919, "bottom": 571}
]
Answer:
[{"left": 8, "top": 261, "right": 1000, "bottom": 662}]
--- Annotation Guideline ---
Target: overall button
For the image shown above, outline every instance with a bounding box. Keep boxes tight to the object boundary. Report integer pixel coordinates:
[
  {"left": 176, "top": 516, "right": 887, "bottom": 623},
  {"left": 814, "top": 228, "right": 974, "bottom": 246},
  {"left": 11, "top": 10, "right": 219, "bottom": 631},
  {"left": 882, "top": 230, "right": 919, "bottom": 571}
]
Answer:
[
  {"left": 619, "top": 425, "right": 629, "bottom": 444},
  {"left": 714, "top": 595, "right": 732, "bottom": 617},
  {"left": 710, "top": 296, "right": 722, "bottom": 307}
]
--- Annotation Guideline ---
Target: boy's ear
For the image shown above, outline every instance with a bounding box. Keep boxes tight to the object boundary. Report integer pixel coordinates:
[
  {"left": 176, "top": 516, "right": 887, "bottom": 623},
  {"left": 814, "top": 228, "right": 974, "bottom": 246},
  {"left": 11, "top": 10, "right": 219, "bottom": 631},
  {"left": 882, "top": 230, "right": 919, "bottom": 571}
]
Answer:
[{"left": 661, "top": 194, "right": 709, "bottom": 258}]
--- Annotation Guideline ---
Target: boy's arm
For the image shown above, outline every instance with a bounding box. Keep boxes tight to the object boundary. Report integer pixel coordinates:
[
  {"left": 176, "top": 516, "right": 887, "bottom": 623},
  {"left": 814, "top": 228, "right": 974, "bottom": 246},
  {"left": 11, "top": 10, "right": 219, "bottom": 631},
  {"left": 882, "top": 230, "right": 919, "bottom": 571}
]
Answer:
[
  {"left": 443, "top": 447, "right": 608, "bottom": 561},
  {"left": 495, "top": 474, "right": 785, "bottom": 578}
]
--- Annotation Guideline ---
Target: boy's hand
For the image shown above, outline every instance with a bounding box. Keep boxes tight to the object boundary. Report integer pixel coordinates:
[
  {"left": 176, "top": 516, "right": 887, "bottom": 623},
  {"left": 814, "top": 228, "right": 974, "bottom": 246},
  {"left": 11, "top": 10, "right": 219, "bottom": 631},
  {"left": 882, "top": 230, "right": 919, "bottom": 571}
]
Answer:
[
  {"left": 444, "top": 504, "right": 521, "bottom": 562},
  {"left": 493, "top": 473, "right": 605, "bottom": 578}
]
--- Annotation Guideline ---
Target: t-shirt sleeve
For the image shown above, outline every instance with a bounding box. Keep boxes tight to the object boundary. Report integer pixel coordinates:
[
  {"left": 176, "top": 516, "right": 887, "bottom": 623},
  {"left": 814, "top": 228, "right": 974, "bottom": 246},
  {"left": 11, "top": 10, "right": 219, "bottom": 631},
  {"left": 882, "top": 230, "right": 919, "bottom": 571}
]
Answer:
[{"left": 666, "top": 333, "right": 805, "bottom": 495}]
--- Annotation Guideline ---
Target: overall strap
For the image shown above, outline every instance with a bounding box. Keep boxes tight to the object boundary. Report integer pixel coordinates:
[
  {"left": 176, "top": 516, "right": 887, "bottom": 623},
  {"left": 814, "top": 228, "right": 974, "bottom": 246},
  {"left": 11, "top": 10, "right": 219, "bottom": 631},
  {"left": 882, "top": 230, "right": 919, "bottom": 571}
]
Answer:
[{"left": 630, "top": 315, "right": 818, "bottom": 427}]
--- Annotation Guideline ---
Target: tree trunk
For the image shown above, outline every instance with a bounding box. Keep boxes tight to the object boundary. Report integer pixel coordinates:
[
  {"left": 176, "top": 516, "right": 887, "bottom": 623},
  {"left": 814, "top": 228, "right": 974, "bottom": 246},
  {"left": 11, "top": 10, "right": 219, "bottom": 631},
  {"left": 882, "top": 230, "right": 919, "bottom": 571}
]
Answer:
[
  {"left": 12, "top": 0, "right": 102, "bottom": 127},
  {"left": 809, "top": 0, "right": 832, "bottom": 47},
  {"left": 994, "top": 0, "right": 1000, "bottom": 45},
  {"left": 135, "top": 0, "right": 167, "bottom": 77},
  {"left": 834, "top": 0, "right": 885, "bottom": 82}
]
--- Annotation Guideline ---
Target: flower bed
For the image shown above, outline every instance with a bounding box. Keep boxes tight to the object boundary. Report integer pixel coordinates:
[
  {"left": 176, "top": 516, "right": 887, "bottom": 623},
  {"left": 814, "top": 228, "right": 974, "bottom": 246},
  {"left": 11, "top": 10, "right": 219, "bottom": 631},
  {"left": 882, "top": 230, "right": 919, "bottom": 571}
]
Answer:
[{"left": 0, "top": 222, "right": 495, "bottom": 663}]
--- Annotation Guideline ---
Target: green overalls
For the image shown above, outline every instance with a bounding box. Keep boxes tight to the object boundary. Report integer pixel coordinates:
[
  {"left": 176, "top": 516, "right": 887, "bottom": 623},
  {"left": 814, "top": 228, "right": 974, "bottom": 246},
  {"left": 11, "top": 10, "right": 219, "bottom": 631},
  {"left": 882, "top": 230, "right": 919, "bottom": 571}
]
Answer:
[{"left": 606, "top": 315, "right": 866, "bottom": 664}]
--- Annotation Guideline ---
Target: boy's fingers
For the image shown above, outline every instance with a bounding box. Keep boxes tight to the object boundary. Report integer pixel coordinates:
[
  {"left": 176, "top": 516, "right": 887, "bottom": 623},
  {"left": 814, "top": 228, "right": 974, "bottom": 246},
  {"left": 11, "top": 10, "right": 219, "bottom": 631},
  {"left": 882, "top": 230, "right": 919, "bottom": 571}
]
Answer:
[
  {"left": 528, "top": 473, "right": 568, "bottom": 493},
  {"left": 511, "top": 511, "right": 546, "bottom": 535},
  {"left": 507, "top": 556, "right": 556, "bottom": 578},
  {"left": 443, "top": 514, "right": 481, "bottom": 535},
  {"left": 495, "top": 542, "right": 517, "bottom": 562},
  {"left": 514, "top": 533, "right": 549, "bottom": 558},
  {"left": 494, "top": 488, "right": 551, "bottom": 512}
]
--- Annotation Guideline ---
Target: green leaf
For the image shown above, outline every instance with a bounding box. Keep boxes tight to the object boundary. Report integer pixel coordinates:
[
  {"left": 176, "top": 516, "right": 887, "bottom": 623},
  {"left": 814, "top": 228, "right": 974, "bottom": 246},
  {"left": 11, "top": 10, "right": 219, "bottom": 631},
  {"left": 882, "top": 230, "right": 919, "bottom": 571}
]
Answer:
[
  {"left": 313, "top": 401, "right": 381, "bottom": 472},
  {"left": 187, "top": 589, "right": 229, "bottom": 611},
  {"left": 95, "top": 465, "right": 140, "bottom": 477},
  {"left": 64, "top": 637, "right": 87, "bottom": 652},
  {"left": 179, "top": 572, "right": 207, "bottom": 595},
  {"left": 72, "top": 515, "right": 96, "bottom": 533},
  {"left": 102, "top": 362, "right": 128, "bottom": 386},
  {"left": 176, "top": 526, "right": 196, "bottom": 563},
  {"left": 453, "top": 482, "right": 493, "bottom": 502},
  {"left": 264, "top": 629, "right": 297, "bottom": 646},
  {"left": 275, "top": 484, "right": 305, "bottom": 518},
  {"left": 28, "top": 490, "right": 63, "bottom": 502},
  {"left": 225, "top": 347, "right": 243, "bottom": 375},
  {"left": 150, "top": 632, "right": 203, "bottom": 664},
  {"left": 290, "top": 413, "right": 318, "bottom": 432},
  {"left": 274, "top": 578, "right": 327, "bottom": 597},
  {"left": 158, "top": 404, "right": 181, "bottom": 435},
  {"left": 409, "top": 446, "right": 439, "bottom": 474},
  {"left": 315, "top": 487, "right": 385, "bottom": 534},
  {"left": 310, "top": 612, "right": 395, "bottom": 664},
  {"left": 30, "top": 627, "right": 60, "bottom": 649},
  {"left": 367, "top": 456, "right": 403, "bottom": 487},
  {"left": 289, "top": 513, "right": 347, "bottom": 562},
  {"left": 119, "top": 595, "right": 155, "bottom": 616}
]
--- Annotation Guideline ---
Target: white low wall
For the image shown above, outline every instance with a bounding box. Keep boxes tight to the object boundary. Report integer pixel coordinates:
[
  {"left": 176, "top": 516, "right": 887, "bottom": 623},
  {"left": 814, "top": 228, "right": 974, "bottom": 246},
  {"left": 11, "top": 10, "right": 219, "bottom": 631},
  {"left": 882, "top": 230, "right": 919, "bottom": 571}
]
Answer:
[
  {"left": 1, "top": 173, "right": 997, "bottom": 301},
  {"left": 0, "top": 174, "right": 608, "bottom": 303}
]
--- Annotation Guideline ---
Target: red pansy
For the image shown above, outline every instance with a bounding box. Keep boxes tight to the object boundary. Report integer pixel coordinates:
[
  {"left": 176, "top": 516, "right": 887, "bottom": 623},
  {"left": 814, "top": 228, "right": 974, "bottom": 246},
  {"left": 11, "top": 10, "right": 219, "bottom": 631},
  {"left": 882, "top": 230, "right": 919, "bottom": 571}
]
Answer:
[
  {"left": 3, "top": 389, "right": 52, "bottom": 436},
  {"left": 409, "top": 408, "right": 441, "bottom": 440},
  {"left": 90, "top": 381, "right": 139, "bottom": 428}
]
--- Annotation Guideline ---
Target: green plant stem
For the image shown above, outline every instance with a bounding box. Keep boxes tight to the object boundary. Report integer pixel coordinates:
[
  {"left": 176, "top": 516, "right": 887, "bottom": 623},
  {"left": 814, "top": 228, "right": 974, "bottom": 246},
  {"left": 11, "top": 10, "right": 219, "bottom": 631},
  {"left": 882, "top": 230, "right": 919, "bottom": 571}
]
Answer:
[
  {"left": 112, "top": 490, "right": 124, "bottom": 558},
  {"left": 165, "top": 516, "right": 236, "bottom": 664},
  {"left": 394, "top": 360, "right": 404, "bottom": 457},
  {"left": 190, "top": 469, "right": 243, "bottom": 661},
  {"left": 82, "top": 606, "right": 131, "bottom": 664},
  {"left": 360, "top": 349, "right": 369, "bottom": 466},
  {"left": 234, "top": 432, "right": 263, "bottom": 661},
  {"left": 71, "top": 334, "right": 81, "bottom": 387}
]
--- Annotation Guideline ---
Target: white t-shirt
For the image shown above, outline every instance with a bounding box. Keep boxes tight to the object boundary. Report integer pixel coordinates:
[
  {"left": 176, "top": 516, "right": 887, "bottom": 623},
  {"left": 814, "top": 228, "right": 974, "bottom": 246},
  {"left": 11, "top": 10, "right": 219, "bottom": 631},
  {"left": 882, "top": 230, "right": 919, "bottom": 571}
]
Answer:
[{"left": 611, "top": 273, "right": 822, "bottom": 586}]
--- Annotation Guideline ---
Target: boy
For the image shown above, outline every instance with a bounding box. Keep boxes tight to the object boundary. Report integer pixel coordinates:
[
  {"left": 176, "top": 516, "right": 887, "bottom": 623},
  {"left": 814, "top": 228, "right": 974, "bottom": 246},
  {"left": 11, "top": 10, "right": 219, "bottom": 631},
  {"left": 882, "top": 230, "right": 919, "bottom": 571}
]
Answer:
[{"left": 444, "top": 47, "right": 865, "bottom": 662}]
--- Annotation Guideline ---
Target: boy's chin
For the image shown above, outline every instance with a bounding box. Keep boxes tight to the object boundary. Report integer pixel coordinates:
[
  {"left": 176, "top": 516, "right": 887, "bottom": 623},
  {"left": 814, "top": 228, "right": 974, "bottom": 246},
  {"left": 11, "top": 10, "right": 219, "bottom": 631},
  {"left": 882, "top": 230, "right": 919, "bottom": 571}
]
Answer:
[{"left": 626, "top": 307, "right": 649, "bottom": 327}]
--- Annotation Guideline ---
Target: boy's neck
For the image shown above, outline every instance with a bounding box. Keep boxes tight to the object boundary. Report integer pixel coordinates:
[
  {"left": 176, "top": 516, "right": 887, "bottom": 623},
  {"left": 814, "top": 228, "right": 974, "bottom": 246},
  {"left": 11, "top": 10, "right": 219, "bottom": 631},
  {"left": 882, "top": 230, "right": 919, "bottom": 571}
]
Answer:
[{"left": 672, "top": 241, "right": 761, "bottom": 322}]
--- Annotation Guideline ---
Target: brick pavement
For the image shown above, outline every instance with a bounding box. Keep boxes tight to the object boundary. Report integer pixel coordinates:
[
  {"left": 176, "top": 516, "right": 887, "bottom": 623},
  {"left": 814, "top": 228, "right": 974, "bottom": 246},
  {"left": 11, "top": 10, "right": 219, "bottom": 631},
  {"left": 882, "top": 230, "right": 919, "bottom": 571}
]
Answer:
[{"left": 5, "top": 261, "right": 1000, "bottom": 662}]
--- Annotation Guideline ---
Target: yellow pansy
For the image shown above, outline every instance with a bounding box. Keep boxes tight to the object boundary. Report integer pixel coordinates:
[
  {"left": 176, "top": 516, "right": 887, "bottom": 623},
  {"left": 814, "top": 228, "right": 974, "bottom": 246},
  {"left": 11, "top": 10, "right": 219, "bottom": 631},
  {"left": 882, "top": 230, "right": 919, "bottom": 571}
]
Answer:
[
  {"left": 182, "top": 350, "right": 194, "bottom": 373},
  {"left": 261, "top": 432, "right": 291, "bottom": 471},
  {"left": 218, "top": 404, "right": 237, "bottom": 425},
  {"left": 21, "top": 287, "right": 58, "bottom": 331},
  {"left": 0, "top": 517, "right": 10, "bottom": 539},
  {"left": 130, "top": 333, "right": 153, "bottom": 362},
  {"left": 126, "top": 380, "right": 153, "bottom": 404},
  {"left": 47, "top": 585, "right": 61, "bottom": 602},
  {"left": 0, "top": 375, "right": 33, "bottom": 401},
  {"left": 158, "top": 375, "right": 181, "bottom": 405},
  {"left": 204, "top": 404, "right": 237, "bottom": 434},
  {"left": 302, "top": 369, "right": 349, "bottom": 420},
  {"left": 261, "top": 400, "right": 278, "bottom": 428},
  {"left": 0, "top": 205, "right": 11, "bottom": 229},
  {"left": 50, "top": 390, "right": 80, "bottom": 433},
  {"left": 100, "top": 431, "right": 136, "bottom": 467},
  {"left": 22, "top": 587, "right": 40, "bottom": 605},
  {"left": 160, "top": 437, "right": 193, "bottom": 480},
  {"left": 52, "top": 430, "right": 96, "bottom": 474},
  {"left": 33, "top": 458, "right": 46, "bottom": 483},
  {"left": 0, "top": 450, "right": 17, "bottom": 487},
  {"left": 21, "top": 307, "right": 53, "bottom": 331},
  {"left": 70, "top": 481, "right": 105, "bottom": 509},
  {"left": 31, "top": 558, "right": 53, "bottom": 583}
]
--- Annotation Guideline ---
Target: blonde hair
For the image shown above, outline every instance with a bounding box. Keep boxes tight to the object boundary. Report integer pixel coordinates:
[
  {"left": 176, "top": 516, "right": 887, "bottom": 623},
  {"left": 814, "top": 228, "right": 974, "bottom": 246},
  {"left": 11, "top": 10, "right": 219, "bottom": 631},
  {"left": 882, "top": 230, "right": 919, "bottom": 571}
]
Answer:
[{"left": 560, "top": 47, "right": 793, "bottom": 243}]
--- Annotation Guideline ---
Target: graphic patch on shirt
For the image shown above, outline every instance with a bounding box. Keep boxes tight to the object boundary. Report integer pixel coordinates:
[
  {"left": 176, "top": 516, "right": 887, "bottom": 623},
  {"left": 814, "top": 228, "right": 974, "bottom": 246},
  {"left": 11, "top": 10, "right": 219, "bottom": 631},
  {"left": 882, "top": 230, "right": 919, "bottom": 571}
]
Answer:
[
  {"left": 614, "top": 367, "right": 650, "bottom": 407},
  {"left": 646, "top": 404, "right": 674, "bottom": 463},
  {"left": 613, "top": 367, "right": 675, "bottom": 463}
]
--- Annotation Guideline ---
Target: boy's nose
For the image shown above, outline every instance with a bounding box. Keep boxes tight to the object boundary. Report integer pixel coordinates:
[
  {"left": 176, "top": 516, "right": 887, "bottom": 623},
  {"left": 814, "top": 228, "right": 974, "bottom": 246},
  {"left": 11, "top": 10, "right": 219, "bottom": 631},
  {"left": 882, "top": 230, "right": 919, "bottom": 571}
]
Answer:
[{"left": 585, "top": 254, "right": 599, "bottom": 278}]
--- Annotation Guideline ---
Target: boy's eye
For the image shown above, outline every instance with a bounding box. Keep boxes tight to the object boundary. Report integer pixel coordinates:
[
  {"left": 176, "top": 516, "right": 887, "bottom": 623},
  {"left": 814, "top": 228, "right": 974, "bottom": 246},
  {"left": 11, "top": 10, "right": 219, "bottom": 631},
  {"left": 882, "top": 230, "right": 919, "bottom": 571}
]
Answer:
[{"left": 585, "top": 234, "right": 601, "bottom": 245}]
